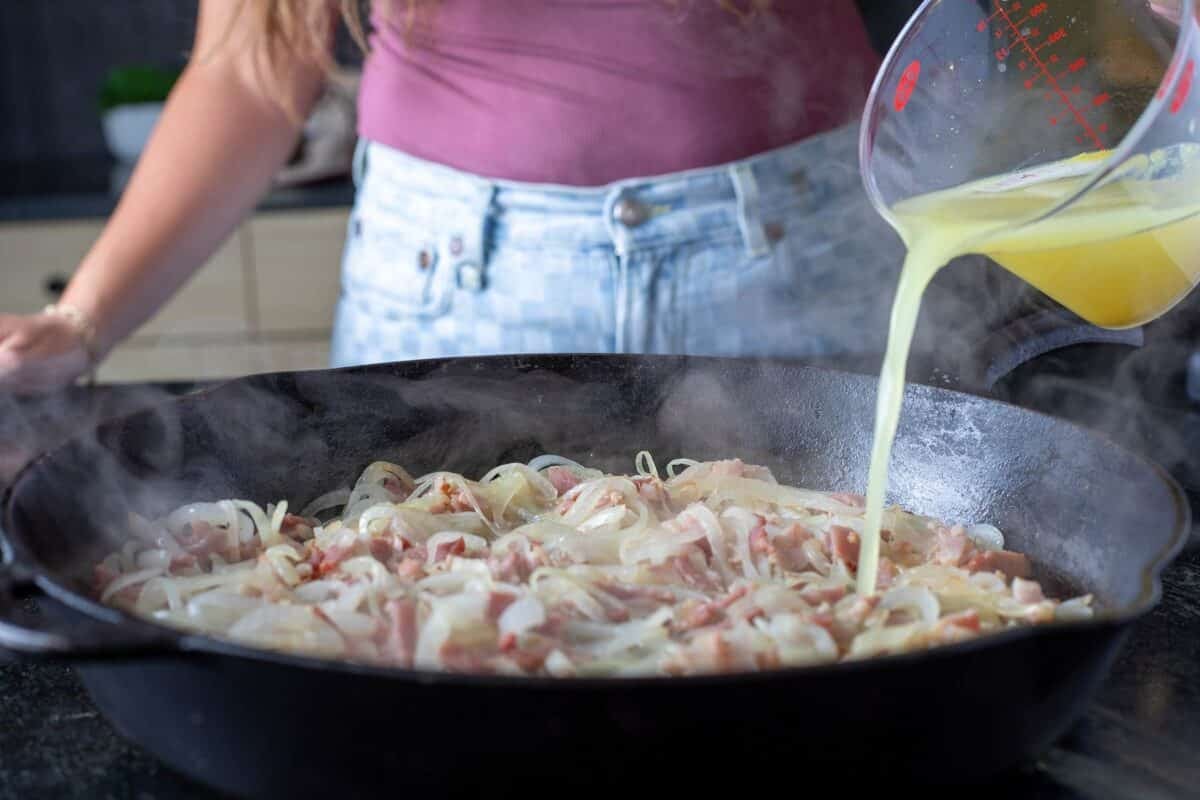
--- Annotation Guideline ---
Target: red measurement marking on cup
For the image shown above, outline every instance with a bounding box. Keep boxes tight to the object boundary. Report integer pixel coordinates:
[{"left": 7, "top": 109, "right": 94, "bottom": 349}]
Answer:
[
  {"left": 894, "top": 59, "right": 921, "bottom": 111},
  {"left": 1171, "top": 59, "right": 1195, "bottom": 114},
  {"left": 980, "top": 1, "right": 1105, "bottom": 150}
]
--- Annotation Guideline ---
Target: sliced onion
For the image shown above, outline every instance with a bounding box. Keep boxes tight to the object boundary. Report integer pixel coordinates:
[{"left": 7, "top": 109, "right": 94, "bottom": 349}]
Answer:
[{"left": 965, "top": 523, "right": 1005, "bottom": 552}]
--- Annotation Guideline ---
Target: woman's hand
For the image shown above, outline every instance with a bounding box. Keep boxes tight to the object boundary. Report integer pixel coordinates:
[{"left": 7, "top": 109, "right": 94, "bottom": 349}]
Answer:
[{"left": 0, "top": 312, "right": 92, "bottom": 394}]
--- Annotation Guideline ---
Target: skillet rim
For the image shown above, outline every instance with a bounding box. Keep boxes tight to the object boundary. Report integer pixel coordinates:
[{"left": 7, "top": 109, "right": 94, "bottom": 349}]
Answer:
[{"left": 3, "top": 353, "right": 1192, "bottom": 687}]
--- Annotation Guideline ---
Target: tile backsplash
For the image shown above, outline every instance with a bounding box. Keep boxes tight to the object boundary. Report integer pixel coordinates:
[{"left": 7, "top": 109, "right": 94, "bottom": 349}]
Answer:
[{"left": 0, "top": 1, "right": 362, "bottom": 164}]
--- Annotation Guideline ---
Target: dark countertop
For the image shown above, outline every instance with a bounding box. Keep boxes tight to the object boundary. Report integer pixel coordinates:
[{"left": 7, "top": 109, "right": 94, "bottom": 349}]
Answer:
[
  {"left": 0, "top": 157, "right": 354, "bottom": 223},
  {"left": 0, "top": 368, "right": 1198, "bottom": 799}
]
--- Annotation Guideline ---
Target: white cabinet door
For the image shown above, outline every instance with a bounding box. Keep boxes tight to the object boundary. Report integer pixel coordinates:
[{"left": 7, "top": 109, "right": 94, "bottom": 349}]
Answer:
[{"left": 249, "top": 209, "right": 348, "bottom": 334}]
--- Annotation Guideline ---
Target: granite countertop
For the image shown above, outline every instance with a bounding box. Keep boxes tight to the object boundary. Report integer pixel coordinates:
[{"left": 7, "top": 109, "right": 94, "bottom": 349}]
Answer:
[
  {"left": 0, "top": 377, "right": 1198, "bottom": 799},
  {"left": 0, "top": 157, "right": 354, "bottom": 223}
]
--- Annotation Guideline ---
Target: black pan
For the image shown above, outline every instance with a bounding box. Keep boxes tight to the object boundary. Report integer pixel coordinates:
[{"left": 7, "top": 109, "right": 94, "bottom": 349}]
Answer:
[{"left": 0, "top": 355, "right": 1188, "bottom": 798}]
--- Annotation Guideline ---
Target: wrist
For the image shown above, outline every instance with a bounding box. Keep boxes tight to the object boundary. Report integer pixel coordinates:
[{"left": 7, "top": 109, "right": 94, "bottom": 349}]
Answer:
[{"left": 41, "top": 302, "right": 102, "bottom": 370}]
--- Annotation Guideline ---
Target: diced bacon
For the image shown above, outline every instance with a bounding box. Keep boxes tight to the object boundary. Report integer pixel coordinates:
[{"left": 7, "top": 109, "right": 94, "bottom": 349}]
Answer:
[
  {"left": 940, "top": 608, "right": 981, "bottom": 632},
  {"left": 830, "top": 492, "right": 866, "bottom": 508},
  {"left": 177, "top": 521, "right": 225, "bottom": 558},
  {"left": 429, "top": 478, "right": 487, "bottom": 515},
  {"left": 671, "top": 552, "right": 723, "bottom": 593},
  {"left": 1012, "top": 577, "right": 1045, "bottom": 604},
  {"left": 532, "top": 610, "right": 568, "bottom": 638},
  {"left": 383, "top": 598, "right": 418, "bottom": 668},
  {"left": 486, "top": 591, "right": 517, "bottom": 622},
  {"left": 875, "top": 557, "right": 899, "bottom": 591},
  {"left": 677, "top": 600, "right": 723, "bottom": 631},
  {"left": 438, "top": 642, "right": 487, "bottom": 673},
  {"left": 826, "top": 525, "right": 861, "bottom": 569},
  {"left": 966, "top": 549, "right": 1032, "bottom": 580},
  {"left": 773, "top": 523, "right": 812, "bottom": 572},
  {"left": 380, "top": 475, "right": 412, "bottom": 501},
  {"left": 799, "top": 584, "right": 847, "bottom": 606},
  {"left": 749, "top": 520, "right": 771, "bottom": 555},
  {"left": 92, "top": 564, "right": 118, "bottom": 592},
  {"left": 169, "top": 553, "right": 198, "bottom": 571},
  {"left": 933, "top": 525, "right": 975, "bottom": 567},
  {"left": 394, "top": 557, "right": 425, "bottom": 580},
  {"left": 545, "top": 466, "right": 582, "bottom": 495},
  {"left": 279, "top": 513, "right": 316, "bottom": 539},
  {"left": 932, "top": 609, "right": 982, "bottom": 644},
  {"left": 632, "top": 476, "right": 668, "bottom": 507},
  {"left": 488, "top": 546, "right": 546, "bottom": 584},
  {"left": 432, "top": 537, "right": 466, "bottom": 563},
  {"left": 315, "top": 543, "right": 353, "bottom": 577},
  {"left": 830, "top": 595, "right": 880, "bottom": 649},
  {"left": 498, "top": 632, "right": 517, "bottom": 652},
  {"left": 368, "top": 538, "right": 394, "bottom": 563}
]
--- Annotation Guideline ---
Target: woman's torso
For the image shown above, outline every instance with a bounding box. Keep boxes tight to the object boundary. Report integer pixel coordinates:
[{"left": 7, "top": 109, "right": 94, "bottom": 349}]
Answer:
[{"left": 358, "top": 0, "right": 881, "bottom": 185}]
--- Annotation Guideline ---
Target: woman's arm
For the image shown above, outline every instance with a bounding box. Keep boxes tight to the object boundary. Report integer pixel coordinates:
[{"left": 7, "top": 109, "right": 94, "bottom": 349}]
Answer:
[{"left": 0, "top": 0, "right": 330, "bottom": 390}]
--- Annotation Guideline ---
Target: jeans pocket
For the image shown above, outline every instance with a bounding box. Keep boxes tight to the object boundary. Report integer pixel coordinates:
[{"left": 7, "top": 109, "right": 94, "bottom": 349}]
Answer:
[{"left": 341, "top": 209, "right": 452, "bottom": 319}]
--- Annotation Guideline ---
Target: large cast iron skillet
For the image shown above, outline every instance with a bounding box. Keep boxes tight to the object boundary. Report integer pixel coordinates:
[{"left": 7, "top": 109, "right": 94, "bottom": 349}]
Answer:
[{"left": 0, "top": 356, "right": 1188, "bottom": 797}]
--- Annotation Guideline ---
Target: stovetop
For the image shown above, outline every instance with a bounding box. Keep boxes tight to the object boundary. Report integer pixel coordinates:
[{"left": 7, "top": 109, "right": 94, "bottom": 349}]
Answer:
[{"left": 0, "top": 366, "right": 1197, "bottom": 799}]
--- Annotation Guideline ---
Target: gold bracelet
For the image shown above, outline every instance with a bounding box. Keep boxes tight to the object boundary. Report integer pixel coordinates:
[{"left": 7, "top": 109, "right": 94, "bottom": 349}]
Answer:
[{"left": 42, "top": 303, "right": 100, "bottom": 375}]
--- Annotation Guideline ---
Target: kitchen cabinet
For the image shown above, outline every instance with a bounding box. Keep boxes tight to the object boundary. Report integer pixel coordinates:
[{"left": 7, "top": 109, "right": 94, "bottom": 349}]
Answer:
[
  {"left": 249, "top": 209, "right": 348, "bottom": 333},
  {"left": 0, "top": 208, "right": 347, "bottom": 384}
]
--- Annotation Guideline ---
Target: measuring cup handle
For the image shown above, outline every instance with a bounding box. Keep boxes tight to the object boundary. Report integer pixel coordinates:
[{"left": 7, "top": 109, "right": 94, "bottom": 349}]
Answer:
[{"left": 965, "top": 310, "right": 1144, "bottom": 391}]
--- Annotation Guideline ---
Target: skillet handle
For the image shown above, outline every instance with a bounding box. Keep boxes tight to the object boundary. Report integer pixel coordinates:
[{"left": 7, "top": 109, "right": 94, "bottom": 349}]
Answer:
[{"left": 0, "top": 562, "right": 178, "bottom": 661}]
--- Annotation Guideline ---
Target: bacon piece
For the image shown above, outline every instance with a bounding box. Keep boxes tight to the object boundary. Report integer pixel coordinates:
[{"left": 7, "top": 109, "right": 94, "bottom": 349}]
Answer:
[
  {"left": 394, "top": 556, "right": 426, "bottom": 580},
  {"left": 875, "top": 557, "right": 899, "bottom": 591},
  {"left": 826, "top": 525, "right": 861, "bottom": 569},
  {"left": 772, "top": 523, "right": 812, "bottom": 572},
  {"left": 677, "top": 600, "right": 723, "bottom": 631},
  {"left": 429, "top": 478, "right": 487, "bottom": 515},
  {"left": 92, "top": 564, "right": 119, "bottom": 593},
  {"left": 933, "top": 525, "right": 976, "bottom": 567},
  {"left": 486, "top": 591, "right": 517, "bottom": 622},
  {"left": 381, "top": 598, "right": 418, "bottom": 668},
  {"left": 380, "top": 475, "right": 411, "bottom": 501},
  {"left": 671, "top": 552, "right": 723, "bottom": 593},
  {"left": 966, "top": 550, "right": 1032, "bottom": 580},
  {"left": 799, "top": 584, "right": 847, "bottom": 606},
  {"left": 279, "top": 513, "right": 316, "bottom": 539},
  {"left": 544, "top": 466, "right": 582, "bottom": 496},
  {"left": 368, "top": 538, "right": 394, "bottom": 563},
  {"left": 488, "top": 546, "right": 546, "bottom": 584},
  {"left": 749, "top": 520, "right": 771, "bottom": 555},
  {"left": 432, "top": 537, "right": 466, "bottom": 564},
  {"left": 314, "top": 543, "right": 353, "bottom": 577}
]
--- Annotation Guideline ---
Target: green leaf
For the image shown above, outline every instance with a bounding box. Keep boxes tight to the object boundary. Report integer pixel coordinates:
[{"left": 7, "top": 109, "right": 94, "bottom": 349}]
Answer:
[{"left": 98, "top": 65, "right": 182, "bottom": 112}]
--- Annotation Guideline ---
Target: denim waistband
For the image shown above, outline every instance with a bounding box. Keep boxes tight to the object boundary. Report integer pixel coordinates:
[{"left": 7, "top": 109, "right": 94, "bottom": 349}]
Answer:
[{"left": 352, "top": 121, "right": 863, "bottom": 262}]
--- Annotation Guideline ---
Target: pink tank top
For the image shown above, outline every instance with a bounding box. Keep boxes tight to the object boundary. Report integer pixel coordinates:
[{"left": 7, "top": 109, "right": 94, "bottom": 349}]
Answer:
[{"left": 358, "top": 1, "right": 881, "bottom": 186}]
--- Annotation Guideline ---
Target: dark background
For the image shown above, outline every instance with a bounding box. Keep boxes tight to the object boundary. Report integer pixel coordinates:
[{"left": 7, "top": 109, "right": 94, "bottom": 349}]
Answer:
[{"left": 0, "top": 1, "right": 920, "bottom": 165}]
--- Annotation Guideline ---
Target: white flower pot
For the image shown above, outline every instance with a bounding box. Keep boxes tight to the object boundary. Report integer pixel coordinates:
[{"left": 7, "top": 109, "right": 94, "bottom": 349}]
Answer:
[{"left": 101, "top": 103, "right": 164, "bottom": 163}]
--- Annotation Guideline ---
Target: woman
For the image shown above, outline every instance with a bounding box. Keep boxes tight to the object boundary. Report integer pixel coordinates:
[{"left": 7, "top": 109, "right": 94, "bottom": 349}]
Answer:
[{"left": 0, "top": 0, "right": 901, "bottom": 392}]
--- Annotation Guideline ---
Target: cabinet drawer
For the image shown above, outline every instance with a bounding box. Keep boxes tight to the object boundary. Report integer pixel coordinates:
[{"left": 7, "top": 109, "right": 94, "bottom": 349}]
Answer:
[
  {"left": 97, "top": 338, "right": 330, "bottom": 383},
  {"left": 0, "top": 220, "right": 105, "bottom": 315},
  {"left": 0, "top": 220, "right": 249, "bottom": 338},
  {"left": 135, "top": 231, "right": 248, "bottom": 339},
  {"left": 250, "top": 210, "right": 348, "bottom": 333}
]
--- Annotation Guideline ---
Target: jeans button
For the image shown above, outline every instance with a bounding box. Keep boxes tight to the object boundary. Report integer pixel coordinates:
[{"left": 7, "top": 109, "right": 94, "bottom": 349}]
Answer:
[
  {"left": 457, "top": 263, "right": 483, "bottom": 292},
  {"left": 612, "top": 196, "right": 649, "bottom": 227}
]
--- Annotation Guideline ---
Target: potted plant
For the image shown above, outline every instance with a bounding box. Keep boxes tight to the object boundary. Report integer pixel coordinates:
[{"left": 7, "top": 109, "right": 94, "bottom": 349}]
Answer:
[{"left": 99, "top": 65, "right": 181, "bottom": 163}]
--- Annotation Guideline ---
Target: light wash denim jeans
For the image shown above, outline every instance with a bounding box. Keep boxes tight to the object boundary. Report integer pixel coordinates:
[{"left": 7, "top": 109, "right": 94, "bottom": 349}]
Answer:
[{"left": 329, "top": 122, "right": 905, "bottom": 367}]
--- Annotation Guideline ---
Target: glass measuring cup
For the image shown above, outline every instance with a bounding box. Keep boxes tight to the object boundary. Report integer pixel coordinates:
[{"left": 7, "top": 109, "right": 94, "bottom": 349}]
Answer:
[{"left": 859, "top": 0, "right": 1200, "bottom": 329}]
